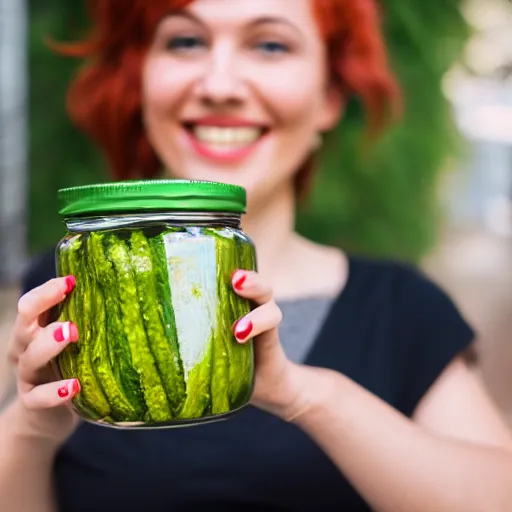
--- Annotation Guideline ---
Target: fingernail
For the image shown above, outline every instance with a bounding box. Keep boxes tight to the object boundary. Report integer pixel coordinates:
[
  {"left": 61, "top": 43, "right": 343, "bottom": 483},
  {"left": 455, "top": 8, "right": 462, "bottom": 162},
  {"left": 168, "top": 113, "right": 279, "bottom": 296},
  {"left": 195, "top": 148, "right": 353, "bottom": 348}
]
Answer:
[
  {"left": 233, "top": 271, "right": 246, "bottom": 291},
  {"left": 58, "top": 385, "right": 69, "bottom": 398},
  {"left": 65, "top": 275, "right": 76, "bottom": 294},
  {"left": 54, "top": 322, "right": 79, "bottom": 343},
  {"left": 58, "top": 379, "right": 80, "bottom": 399},
  {"left": 71, "top": 379, "right": 81, "bottom": 397},
  {"left": 234, "top": 318, "right": 253, "bottom": 342}
]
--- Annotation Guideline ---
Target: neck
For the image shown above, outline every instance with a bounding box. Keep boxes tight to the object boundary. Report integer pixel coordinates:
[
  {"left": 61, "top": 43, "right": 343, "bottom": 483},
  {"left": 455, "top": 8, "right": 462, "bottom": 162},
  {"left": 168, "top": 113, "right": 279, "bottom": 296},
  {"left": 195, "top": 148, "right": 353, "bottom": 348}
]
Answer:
[
  {"left": 241, "top": 183, "right": 296, "bottom": 288},
  {"left": 240, "top": 182, "right": 348, "bottom": 301}
]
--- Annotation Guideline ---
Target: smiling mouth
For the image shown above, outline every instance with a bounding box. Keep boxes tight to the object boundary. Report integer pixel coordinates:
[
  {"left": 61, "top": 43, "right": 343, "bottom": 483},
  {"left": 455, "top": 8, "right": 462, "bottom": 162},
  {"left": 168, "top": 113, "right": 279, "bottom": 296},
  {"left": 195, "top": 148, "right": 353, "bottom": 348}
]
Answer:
[{"left": 183, "top": 124, "right": 268, "bottom": 156}]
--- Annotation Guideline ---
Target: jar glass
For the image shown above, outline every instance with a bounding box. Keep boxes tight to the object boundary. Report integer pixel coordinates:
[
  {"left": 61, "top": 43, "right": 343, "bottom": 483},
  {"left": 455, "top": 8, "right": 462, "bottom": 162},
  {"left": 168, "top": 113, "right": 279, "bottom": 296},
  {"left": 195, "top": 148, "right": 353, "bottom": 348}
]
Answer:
[{"left": 55, "top": 180, "right": 256, "bottom": 429}]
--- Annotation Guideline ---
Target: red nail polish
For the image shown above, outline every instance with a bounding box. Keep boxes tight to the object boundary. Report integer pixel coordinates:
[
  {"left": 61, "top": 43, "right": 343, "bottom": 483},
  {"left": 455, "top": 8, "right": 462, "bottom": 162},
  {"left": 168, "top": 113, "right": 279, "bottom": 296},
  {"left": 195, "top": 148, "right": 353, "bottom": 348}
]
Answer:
[
  {"left": 234, "top": 319, "right": 253, "bottom": 341},
  {"left": 69, "top": 323, "right": 79, "bottom": 342},
  {"left": 54, "top": 325, "right": 66, "bottom": 342},
  {"left": 65, "top": 276, "right": 76, "bottom": 294},
  {"left": 58, "top": 385, "right": 69, "bottom": 398},
  {"left": 233, "top": 272, "right": 246, "bottom": 291},
  {"left": 71, "top": 379, "right": 81, "bottom": 397},
  {"left": 54, "top": 322, "right": 77, "bottom": 343}
]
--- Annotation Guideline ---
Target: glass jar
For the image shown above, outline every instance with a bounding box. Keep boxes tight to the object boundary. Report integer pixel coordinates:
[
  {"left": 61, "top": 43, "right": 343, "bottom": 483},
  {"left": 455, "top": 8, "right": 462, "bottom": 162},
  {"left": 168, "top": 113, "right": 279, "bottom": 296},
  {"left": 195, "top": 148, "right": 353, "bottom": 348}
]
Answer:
[{"left": 55, "top": 179, "right": 256, "bottom": 429}]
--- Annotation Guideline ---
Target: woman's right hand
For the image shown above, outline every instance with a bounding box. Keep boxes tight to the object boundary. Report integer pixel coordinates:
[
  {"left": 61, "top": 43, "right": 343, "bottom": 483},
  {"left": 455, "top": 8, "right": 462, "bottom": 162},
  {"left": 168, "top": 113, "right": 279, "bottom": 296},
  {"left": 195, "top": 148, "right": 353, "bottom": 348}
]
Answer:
[{"left": 6, "top": 276, "right": 81, "bottom": 446}]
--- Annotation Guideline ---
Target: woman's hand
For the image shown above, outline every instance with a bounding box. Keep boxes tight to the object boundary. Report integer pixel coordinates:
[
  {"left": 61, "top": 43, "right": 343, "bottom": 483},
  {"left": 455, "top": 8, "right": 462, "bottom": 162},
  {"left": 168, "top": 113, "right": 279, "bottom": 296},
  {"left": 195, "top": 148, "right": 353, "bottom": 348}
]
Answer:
[
  {"left": 231, "top": 269, "right": 317, "bottom": 421},
  {"left": 6, "top": 276, "right": 81, "bottom": 446}
]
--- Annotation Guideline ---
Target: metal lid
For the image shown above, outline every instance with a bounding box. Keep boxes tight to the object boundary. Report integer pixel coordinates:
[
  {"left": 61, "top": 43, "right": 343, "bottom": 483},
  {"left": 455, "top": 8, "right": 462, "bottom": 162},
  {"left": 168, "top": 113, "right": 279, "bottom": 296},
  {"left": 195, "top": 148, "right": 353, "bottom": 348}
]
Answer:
[{"left": 58, "top": 179, "right": 247, "bottom": 217}]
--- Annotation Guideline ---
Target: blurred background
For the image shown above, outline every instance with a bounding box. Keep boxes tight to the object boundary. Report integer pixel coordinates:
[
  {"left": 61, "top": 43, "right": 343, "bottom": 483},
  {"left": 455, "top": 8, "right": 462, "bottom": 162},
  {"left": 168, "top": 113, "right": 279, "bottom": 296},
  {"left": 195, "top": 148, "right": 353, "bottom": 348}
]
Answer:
[{"left": 0, "top": 0, "right": 511, "bottom": 418}]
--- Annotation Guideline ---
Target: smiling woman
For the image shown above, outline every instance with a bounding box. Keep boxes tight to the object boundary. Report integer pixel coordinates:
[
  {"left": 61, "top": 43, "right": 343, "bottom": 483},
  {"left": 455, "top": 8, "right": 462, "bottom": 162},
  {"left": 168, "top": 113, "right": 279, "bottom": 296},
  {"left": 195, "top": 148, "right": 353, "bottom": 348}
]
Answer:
[
  {"left": 54, "top": 0, "right": 398, "bottom": 201},
  {"left": 2, "top": 1, "right": 512, "bottom": 512}
]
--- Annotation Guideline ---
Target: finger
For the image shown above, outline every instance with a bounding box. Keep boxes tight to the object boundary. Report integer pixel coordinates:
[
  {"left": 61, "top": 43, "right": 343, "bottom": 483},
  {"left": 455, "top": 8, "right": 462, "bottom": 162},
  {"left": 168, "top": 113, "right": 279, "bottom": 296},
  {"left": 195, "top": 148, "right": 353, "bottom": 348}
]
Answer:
[
  {"left": 20, "top": 378, "right": 81, "bottom": 410},
  {"left": 11, "top": 276, "right": 77, "bottom": 356},
  {"left": 18, "top": 322, "right": 79, "bottom": 384},
  {"left": 233, "top": 300, "right": 283, "bottom": 343},
  {"left": 16, "top": 275, "right": 76, "bottom": 326},
  {"left": 232, "top": 270, "right": 272, "bottom": 305}
]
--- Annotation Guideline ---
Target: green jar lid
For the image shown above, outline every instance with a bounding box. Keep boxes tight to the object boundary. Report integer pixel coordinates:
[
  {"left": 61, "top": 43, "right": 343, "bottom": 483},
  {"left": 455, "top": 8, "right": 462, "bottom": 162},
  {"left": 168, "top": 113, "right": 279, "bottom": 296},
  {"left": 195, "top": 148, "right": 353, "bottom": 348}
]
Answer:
[{"left": 58, "top": 179, "right": 247, "bottom": 217}]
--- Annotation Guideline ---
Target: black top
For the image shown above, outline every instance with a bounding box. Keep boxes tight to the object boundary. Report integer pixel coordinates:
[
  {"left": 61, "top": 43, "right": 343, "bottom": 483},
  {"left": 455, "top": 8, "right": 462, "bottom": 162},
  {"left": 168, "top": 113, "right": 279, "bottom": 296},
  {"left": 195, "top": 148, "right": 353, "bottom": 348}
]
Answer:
[{"left": 22, "top": 250, "right": 474, "bottom": 511}]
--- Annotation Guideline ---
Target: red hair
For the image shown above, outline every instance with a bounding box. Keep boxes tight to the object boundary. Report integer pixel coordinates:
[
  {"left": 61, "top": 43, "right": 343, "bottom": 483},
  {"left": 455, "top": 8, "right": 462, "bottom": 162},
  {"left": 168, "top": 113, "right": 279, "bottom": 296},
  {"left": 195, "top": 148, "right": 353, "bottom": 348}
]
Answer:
[{"left": 53, "top": 0, "right": 400, "bottom": 194}]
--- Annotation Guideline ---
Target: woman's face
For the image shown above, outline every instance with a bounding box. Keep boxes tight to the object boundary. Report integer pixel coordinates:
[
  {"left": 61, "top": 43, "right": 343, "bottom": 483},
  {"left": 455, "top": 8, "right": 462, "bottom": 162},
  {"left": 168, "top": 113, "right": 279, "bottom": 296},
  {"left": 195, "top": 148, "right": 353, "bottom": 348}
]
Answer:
[{"left": 142, "top": 0, "right": 342, "bottom": 205}]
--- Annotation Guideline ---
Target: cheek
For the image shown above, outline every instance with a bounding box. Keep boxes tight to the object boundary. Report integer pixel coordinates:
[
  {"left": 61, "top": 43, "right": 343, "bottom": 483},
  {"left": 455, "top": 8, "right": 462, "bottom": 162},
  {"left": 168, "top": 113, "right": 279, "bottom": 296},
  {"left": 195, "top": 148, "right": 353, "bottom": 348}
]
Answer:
[
  {"left": 252, "top": 70, "right": 323, "bottom": 130},
  {"left": 141, "top": 58, "right": 193, "bottom": 169},
  {"left": 142, "top": 57, "right": 195, "bottom": 116}
]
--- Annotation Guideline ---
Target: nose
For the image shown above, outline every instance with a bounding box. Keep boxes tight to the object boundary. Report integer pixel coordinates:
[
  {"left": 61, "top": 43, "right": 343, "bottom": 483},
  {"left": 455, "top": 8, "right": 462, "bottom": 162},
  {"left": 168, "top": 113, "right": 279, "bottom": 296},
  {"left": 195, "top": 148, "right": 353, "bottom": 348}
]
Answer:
[{"left": 194, "top": 44, "right": 246, "bottom": 105}]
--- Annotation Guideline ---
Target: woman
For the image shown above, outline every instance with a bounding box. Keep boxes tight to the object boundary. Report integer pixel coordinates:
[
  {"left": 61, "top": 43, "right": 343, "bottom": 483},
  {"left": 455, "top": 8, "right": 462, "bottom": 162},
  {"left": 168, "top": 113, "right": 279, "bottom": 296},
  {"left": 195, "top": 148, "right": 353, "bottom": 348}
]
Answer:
[{"left": 2, "top": 0, "right": 512, "bottom": 510}]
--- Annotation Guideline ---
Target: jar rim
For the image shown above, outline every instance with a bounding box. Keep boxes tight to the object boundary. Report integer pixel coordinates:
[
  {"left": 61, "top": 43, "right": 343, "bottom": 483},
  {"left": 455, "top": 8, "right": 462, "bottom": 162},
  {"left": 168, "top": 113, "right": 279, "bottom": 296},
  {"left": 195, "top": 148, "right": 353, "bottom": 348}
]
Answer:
[{"left": 58, "top": 179, "right": 247, "bottom": 217}]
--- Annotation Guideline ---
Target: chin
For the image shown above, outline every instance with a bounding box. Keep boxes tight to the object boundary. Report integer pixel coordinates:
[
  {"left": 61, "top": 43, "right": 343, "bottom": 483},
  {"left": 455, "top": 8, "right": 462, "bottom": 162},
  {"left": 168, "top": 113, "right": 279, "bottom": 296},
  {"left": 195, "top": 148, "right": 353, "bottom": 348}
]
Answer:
[
  {"left": 168, "top": 162, "right": 257, "bottom": 190},
  {"left": 168, "top": 167, "right": 276, "bottom": 209}
]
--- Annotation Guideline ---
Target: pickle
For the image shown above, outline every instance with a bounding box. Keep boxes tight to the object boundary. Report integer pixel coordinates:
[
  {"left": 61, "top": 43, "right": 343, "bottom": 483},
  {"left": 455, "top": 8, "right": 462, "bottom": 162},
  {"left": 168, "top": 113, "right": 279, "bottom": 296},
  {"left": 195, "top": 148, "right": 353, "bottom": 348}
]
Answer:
[
  {"left": 85, "top": 234, "right": 140, "bottom": 422},
  {"left": 107, "top": 235, "right": 171, "bottom": 422},
  {"left": 88, "top": 232, "right": 147, "bottom": 416},
  {"left": 73, "top": 235, "right": 111, "bottom": 419}
]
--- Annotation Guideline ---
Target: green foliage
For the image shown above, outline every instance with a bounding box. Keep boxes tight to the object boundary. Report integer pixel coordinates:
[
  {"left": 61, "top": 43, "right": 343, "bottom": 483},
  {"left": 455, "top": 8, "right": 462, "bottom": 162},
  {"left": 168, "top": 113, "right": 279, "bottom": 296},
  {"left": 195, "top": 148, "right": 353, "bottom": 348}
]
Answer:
[
  {"left": 28, "top": 1, "right": 470, "bottom": 261},
  {"left": 29, "top": 1, "right": 103, "bottom": 252},
  {"left": 297, "top": 1, "right": 471, "bottom": 262}
]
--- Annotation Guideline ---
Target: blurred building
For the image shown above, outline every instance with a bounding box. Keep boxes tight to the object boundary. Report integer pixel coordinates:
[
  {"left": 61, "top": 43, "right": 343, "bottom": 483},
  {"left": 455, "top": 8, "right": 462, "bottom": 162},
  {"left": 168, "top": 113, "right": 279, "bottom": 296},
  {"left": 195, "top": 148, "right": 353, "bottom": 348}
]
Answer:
[
  {"left": 424, "top": 0, "right": 512, "bottom": 421},
  {"left": 0, "top": 0, "right": 28, "bottom": 285},
  {"left": 443, "top": 0, "right": 512, "bottom": 235}
]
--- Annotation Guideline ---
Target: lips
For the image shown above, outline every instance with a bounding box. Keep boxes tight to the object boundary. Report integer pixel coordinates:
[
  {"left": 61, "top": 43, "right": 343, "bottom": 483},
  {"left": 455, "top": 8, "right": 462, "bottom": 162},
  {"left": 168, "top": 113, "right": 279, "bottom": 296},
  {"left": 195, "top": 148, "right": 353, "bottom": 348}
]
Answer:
[{"left": 182, "top": 117, "right": 269, "bottom": 163}]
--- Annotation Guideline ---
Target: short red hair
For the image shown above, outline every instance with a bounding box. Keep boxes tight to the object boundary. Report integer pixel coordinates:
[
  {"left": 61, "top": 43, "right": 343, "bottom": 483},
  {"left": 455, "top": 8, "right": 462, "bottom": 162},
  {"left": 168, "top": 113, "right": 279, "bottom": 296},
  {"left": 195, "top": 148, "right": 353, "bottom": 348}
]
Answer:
[{"left": 54, "top": 0, "right": 400, "bottom": 193}]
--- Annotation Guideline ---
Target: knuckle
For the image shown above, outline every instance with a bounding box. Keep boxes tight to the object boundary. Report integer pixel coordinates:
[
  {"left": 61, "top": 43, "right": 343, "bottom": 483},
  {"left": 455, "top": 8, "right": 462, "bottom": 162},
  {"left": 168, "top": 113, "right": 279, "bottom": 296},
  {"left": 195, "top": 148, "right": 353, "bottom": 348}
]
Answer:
[
  {"left": 265, "top": 300, "right": 282, "bottom": 325},
  {"left": 17, "top": 294, "right": 33, "bottom": 318},
  {"left": 273, "top": 302, "right": 283, "bottom": 325},
  {"left": 7, "top": 349, "right": 18, "bottom": 366},
  {"left": 259, "top": 287, "right": 273, "bottom": 304},
  {"left": 6, "top": 332, "right": 16, "bottom": 354},
  {"left": 7, "top": 333, "right": 26, "bottom": 367},
  {"left": 16, "top": 354, "right": 29, "bottom": 380},
  {"left": 18, "top": 391, "right": 33, "bottom": 410}
]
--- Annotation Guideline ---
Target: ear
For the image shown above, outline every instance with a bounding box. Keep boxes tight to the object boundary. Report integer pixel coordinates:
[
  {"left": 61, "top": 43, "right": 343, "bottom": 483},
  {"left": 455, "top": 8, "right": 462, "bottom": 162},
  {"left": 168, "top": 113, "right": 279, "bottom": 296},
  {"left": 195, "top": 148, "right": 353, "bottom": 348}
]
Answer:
[{"left": 316, "top": 85, "right": 344, "bottom": 132}]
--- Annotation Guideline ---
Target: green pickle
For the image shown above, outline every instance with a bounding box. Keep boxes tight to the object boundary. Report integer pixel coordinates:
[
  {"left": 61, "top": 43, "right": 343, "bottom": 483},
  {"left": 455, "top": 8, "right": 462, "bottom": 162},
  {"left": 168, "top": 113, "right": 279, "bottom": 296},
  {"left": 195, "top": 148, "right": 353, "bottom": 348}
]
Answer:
[{"left": 56, "top": 224, "right": 256, "bottom": 428}]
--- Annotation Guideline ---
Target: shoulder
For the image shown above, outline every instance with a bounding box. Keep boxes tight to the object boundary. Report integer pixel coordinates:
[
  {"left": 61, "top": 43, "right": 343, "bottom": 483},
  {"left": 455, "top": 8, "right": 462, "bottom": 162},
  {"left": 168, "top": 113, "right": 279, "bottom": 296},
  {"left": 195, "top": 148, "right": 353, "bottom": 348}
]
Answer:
[
  {"left": 348, "top": 254, "right": 475, "bottom": 346},
  {"left": 349, "top": 255, "right": 471, "bottom": 323},
  {"left": 20, "top": 248, "right": 56, "bottom": 295},
  {"left": 348, "top": 255, "right": 476, "bottom": 415}
]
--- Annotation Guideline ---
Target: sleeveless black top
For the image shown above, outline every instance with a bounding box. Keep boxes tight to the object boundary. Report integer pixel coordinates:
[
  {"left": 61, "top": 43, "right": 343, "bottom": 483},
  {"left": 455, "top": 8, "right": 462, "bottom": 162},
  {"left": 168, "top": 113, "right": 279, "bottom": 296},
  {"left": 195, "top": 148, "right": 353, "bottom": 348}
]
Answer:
[{"left": 22, "top": 251, "right": 474, "bottom": 511}]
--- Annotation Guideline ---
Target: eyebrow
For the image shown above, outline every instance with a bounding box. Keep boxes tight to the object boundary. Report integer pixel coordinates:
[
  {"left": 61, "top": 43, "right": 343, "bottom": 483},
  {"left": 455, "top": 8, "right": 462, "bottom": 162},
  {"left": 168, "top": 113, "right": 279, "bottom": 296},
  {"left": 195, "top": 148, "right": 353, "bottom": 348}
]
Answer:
[
  {"left": 246, "top": 16, "right": 303, "bottom": 36},
  {"left": 165, "top": 11, "right": 206, "bottom": 26},
  {"left": 165, "top": 11, "right": 303, "bottom": 38}
]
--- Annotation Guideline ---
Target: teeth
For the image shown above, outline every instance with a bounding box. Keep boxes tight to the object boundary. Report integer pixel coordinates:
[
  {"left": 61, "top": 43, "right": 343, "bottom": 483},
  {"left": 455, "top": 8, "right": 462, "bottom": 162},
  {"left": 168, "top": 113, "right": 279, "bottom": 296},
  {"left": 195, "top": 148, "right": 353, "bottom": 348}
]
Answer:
[{"left": 193, "top": 126, "right": 262, "bottom": 145}]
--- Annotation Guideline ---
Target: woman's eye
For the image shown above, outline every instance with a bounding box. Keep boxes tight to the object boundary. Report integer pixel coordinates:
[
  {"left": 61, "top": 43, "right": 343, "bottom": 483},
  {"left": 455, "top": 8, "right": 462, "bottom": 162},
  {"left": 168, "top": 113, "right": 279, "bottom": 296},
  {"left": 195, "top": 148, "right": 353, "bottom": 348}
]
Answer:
[
  {"left": 166, "top": 35, "right": 206, "bottom": 52},
  {"left": 255, "top": 41, "right": 290, "bottom": 55}
]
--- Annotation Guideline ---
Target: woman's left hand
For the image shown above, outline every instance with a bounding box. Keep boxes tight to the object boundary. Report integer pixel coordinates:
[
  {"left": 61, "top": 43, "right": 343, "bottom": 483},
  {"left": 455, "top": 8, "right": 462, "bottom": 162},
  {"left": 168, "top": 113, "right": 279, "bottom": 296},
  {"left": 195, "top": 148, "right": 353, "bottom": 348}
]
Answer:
[{"left": 231, "top": 269, "right": 315, "bottom": 421}]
